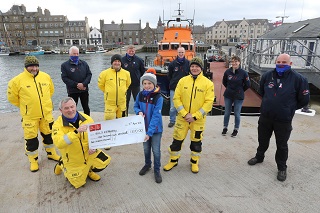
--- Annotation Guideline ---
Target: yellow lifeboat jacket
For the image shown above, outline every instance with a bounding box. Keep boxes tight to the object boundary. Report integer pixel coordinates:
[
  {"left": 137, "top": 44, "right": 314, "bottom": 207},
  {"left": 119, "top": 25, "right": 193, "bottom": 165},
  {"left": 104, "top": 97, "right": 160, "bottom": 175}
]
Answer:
[
  {"left": 98, "top": 67, "right": 131, "bottom": 108},
  {"left": 174, "top": 72, "right": 215, "bottom": 120},
  {"left": 52, "top": 112, "right": 93, "bottom": 168},
  {"left": 7, "top": 69, "right": 54, "bottom": 121}
]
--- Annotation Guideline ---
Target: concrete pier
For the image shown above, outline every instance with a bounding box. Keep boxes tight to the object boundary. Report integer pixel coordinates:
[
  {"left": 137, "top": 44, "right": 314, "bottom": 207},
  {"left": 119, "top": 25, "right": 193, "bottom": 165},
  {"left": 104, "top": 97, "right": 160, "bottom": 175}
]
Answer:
[{"left": 0, "top": 111, "right": 319, "bottom": 212}]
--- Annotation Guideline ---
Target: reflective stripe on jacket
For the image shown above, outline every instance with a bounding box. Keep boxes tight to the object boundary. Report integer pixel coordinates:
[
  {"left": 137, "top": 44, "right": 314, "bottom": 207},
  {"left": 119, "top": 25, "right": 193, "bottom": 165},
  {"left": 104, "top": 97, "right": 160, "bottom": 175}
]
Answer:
[{"left": 52, "top": 112, "right": 92, "bottom": 168}]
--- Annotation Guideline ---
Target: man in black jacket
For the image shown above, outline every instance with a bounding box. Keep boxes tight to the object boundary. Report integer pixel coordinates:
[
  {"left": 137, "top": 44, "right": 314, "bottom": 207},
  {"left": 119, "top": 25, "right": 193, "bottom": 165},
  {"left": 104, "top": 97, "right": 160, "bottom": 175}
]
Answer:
[
  {"left": 248, "top": 53, "right": 310, "bottom": 181},
  {"left": 61, "top": 46, "right": 92, "bottom": 115},
  {"left": 122, "top": 45, "right": 145, "bottom": 114},
  {"left": 167, "top": 47, "right": 190, "bottom": 128}
]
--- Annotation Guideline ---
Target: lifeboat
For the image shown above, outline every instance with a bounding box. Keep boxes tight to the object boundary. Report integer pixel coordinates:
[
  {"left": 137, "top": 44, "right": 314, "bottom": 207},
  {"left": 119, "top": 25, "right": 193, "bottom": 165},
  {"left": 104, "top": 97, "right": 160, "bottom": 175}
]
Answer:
[{"left": 153, "top": 5, "right": 195, "bottom": 67}]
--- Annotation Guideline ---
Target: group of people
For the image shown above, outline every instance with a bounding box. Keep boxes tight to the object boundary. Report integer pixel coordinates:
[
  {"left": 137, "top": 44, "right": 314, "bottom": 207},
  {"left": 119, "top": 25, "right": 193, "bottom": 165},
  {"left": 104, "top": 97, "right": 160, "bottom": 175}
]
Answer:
[{"left": 7, "top": 43, "right": 309, "bottom": 189}]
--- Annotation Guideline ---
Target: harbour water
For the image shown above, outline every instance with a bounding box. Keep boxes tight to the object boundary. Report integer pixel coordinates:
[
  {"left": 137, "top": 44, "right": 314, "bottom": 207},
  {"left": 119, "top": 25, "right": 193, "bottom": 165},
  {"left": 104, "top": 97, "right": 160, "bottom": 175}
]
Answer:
[{"left": 0, "top": 52, "right": 156, "bottom": 114}]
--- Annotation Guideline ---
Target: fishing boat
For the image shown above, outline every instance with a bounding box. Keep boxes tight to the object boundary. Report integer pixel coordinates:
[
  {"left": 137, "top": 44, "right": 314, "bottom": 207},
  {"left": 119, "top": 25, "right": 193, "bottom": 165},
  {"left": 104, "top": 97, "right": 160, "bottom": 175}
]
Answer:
[
  {"left": 0, "top": 47, "right": 10, "bottom": 56},
  {"left": 85, "top": 46, "right": 107, "bottom": 54},
  {"left": 51, "top": 47, "right": 61, "bottom": 54},
  {"left": 25, "top": 46, "right": 45, "bottom": 56},
  {"left": 153, "top": 3, "right": 195, "bottom": 68}
]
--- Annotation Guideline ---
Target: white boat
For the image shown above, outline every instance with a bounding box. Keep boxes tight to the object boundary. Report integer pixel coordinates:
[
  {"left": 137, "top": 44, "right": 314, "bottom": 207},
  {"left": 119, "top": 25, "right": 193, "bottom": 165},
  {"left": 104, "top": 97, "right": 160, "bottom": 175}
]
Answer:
[
  {"left": 85, "top": 46, "right": 107, "bottom": 54},
  {"left": 51, "top": 48, "right": 61, "bottom": 54},
  {"left": 0, "top": 47, "right": 10, "bottom": 56},
  {"left": 96, "top": 46, "right": 107, "bottom": 53}
]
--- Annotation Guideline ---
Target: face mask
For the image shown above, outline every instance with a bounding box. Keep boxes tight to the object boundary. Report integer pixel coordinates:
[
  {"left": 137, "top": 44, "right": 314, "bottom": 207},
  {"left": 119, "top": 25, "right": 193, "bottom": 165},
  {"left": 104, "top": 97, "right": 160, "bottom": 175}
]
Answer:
[
  {"left": 276, "top": 64, "right": 291, "bottom": 76},
  {"left": 177, "top": 56, "right": 185, "bottom": 63},
  {"left": 70, "top": 56, "right": 79, "bottom": 65}
]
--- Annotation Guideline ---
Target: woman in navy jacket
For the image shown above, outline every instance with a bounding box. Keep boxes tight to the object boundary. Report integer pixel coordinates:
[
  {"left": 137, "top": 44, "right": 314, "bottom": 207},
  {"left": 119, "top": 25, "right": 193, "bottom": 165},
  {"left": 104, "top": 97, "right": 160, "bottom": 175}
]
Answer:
[{"left": 222, "top": 56, "right": 251, "bottom": 137}]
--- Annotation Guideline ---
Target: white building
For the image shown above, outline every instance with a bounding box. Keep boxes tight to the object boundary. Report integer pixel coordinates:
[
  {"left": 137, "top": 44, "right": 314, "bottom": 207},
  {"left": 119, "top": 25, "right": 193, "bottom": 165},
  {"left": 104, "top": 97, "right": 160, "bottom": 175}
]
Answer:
[{"left": 88, "top": 27, "right": 102, "bottom": 46}]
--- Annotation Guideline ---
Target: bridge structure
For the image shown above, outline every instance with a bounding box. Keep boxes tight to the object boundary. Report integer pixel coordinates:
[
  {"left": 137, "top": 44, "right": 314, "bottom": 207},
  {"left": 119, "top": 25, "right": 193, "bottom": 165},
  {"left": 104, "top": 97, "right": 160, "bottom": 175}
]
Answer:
[{"left": 240, "top": 38, "right": 320, "bottom": 91}]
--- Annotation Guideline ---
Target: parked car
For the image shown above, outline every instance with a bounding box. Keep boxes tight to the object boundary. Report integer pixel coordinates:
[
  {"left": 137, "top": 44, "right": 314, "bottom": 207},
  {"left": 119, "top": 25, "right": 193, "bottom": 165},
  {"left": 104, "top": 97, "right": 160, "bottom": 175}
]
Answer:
[{"left": 235, "top": 42, "right": 248, "bottom": 50}]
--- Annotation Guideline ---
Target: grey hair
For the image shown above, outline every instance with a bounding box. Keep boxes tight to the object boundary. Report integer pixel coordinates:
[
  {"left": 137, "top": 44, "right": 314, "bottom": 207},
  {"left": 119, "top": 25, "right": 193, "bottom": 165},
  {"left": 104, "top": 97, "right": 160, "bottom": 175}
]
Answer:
[
  {"left": 58, "top": 97, "right": 76, "bottom": 109},
  {"left": 69, "top": 46, "right": 79, "bottom": 55}
]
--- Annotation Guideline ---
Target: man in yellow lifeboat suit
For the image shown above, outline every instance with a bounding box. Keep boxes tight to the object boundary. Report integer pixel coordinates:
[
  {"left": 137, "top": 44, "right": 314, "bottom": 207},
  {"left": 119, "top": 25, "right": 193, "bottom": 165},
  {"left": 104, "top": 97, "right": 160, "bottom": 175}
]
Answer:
[
  {"left": 98, "top": 54, "right": 131, "bottom": 120},
  {"left": 163, "top": 57, "right": 214, "bottom": 173},
  {"left": 7, "top": 56, "right": 60, "bottom": 172},
  {"left": 52, "top": 97, "right": 111, "bottom": 189}
]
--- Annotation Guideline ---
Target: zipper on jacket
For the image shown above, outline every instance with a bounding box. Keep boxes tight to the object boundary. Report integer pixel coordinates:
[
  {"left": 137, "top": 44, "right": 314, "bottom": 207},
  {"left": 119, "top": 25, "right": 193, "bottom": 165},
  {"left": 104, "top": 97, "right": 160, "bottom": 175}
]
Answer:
[
  {"left": 70, "top": 122, "right": 87, "bottom": 165},
  {"left": 188, "top": 78, "right": 196, "bottom": 113},
  {"left": 79, "top": 132, "right": 87, "bottom": 165},
  {"left": 145, "top": 96, "right": 149, "bottom": 131},
  {"left": 116, "top": 72, "right": 118, "bottom": 106},
  {"left": 34, "top": 77, "right": 45, "bottom": 118},
  {"left": 38, "top": 82, "right": 43, "bottom": 97}
]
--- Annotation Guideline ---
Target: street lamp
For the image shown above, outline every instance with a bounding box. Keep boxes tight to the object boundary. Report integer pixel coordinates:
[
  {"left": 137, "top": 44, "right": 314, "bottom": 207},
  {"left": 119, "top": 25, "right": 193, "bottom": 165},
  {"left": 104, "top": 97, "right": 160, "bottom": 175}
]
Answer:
[{"left": 276, "top": 16, "right": 289, "bottom": 25}]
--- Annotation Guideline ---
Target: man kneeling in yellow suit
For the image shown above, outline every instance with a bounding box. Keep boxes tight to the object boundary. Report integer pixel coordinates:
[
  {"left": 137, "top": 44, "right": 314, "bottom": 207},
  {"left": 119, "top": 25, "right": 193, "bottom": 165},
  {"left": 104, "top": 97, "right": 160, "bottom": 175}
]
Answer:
[{"left": 52, "top": 97, "right": 111, "bottom": 189}]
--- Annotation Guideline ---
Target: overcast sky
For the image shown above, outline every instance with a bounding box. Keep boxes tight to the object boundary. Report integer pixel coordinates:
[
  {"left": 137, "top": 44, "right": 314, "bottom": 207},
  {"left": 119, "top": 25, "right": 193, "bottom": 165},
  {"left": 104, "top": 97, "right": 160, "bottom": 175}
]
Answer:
[{"left": 1, "top": 0, "right": 319, "bottom": 28}]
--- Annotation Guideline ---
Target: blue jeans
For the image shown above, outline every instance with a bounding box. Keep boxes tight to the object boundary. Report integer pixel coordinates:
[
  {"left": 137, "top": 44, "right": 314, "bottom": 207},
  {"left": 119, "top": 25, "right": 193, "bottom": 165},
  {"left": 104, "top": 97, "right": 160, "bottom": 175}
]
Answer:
[
  {"left": 143, "top": 132, "right": 162, "bottom": 172},
  {"left": 169, "top": 90, "right": 177, "bottom": 123},
  {"left": 223, "top": 97, "right": 244, "bottom": 130}
]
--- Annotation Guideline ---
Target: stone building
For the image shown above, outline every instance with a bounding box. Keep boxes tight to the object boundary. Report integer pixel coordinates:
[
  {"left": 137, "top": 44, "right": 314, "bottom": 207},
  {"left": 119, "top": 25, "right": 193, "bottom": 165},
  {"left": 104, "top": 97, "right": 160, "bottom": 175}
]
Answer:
[
  {"left": 0, "top": 4, "right": 89, "bottom": 51},
  {"left": 140, "top": 22, "right": 157, "bottom": 44},
  {"left": 100, "top": 19, "right": 141, "bottom": 45},
  {"left": 206, "top": 18, "right": 274, "bottom": 45},
  {"left": 0, "top": 5, "right": 67, "bottom": 50},
  {"left": 64, "top": 17, "right": 90, "bottom": 47}
]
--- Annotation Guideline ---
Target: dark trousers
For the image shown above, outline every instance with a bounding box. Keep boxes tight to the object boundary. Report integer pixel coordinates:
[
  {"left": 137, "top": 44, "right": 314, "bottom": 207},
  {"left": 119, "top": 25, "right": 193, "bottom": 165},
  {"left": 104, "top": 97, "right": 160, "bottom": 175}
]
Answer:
[
  {"left": 126, "top": 85, "right": 140, "bottom": 114},
  {"left": 69, "top": 91, "right": 90, "bottom": 116},
  {"left": 255, "top": 116, "right": 292, "bottom": 171}
]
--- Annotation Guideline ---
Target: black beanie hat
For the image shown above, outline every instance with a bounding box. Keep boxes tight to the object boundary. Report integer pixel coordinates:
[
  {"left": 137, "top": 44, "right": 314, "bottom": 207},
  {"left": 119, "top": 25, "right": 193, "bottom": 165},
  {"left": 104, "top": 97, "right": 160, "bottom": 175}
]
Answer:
[
  {"left": 24, "top": 56, "right": 39, "bottom": 68},
  {"left": 189, "top": 57, "right": 204, "bottom": 70},
  {"left": 111, "top": 54, "right": 122, "bottom": 64}
]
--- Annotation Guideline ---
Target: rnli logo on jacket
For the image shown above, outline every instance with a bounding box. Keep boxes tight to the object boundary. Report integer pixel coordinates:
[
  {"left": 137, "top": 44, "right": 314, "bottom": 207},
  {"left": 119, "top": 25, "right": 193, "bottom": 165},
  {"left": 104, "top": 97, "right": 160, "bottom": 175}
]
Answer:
[
  {"left": 302, "top": 89, "right": 310, "bottom": 95},
  {"left": 70, "top": 68, "right": 76, "bottom": 72},
  {"left": 174, "top": 67, "right": 179, "bottom": 72},
  {"left": 196, "top": 88, "right": 204, "bottom": 93},
  {"left": 268, "top": 82, "right": 275, "bottom": 88},
  {"left": 124, "top": 63, "right": 128, "bottom": 68},
  {"left": 228, "top": 75, "right": 233, "bottom": 80}
]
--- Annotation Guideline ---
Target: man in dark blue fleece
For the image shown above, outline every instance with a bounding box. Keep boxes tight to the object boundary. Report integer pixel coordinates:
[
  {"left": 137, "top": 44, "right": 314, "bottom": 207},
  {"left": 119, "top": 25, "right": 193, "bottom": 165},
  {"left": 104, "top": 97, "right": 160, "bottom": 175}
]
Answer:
[
  {"left": 61, "top": 46, "right": 92, "bottom": 116},
  {"left": 248, "top": 53, "right": 310, "bottom": 182}
]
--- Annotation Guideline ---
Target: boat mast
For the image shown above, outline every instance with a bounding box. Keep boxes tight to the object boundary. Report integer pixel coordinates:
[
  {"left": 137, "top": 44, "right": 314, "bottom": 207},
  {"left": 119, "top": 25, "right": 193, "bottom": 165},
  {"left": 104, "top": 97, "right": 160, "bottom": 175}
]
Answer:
[{"left": 3, "top": 23, "right": 12, "bottom": 48}]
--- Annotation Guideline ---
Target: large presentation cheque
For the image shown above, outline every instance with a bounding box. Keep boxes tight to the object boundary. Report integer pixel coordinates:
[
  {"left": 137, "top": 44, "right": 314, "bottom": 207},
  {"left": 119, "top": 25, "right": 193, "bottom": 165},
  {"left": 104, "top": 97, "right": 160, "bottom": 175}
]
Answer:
[{"left": 88, "top": 115, "right": 146, "bottom": 149}]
